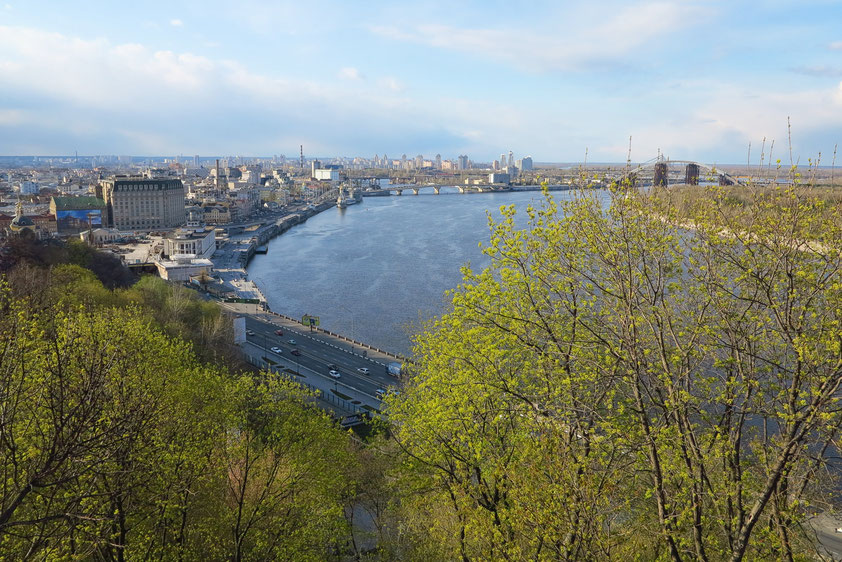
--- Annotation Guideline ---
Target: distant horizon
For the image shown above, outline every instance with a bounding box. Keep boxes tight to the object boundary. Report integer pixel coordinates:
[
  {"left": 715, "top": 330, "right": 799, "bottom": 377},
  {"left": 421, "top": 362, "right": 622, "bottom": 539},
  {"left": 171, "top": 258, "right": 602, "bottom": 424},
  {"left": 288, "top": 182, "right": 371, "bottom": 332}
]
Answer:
[
  {"left": 0, "top": 155, "right": 832, "bottom": 169},
  {"left": 1, "top": 1, "right": 840, "bottom": 163}
]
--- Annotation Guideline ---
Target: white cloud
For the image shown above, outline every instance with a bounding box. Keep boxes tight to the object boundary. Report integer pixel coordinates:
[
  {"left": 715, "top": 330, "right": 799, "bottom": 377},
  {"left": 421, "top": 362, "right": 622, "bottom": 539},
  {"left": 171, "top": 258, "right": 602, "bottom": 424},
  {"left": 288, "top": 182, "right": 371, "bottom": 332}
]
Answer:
[
  {"left": 0, "top": 109, "right": 26, "bottom": 126},
  {"left": 0, "top": 25, "right": 473, "bottom": 155},
  {"left": 377, "top": 76, "right": 404, "bottom": 92},
  {"left": 370, "top": 1, "right": 709, "bottom": 72},
  {"left": 829, "top": 40, "right": 842, "bottom": 50},
  {"left": 616, "top": 82, "right": 842, "bottom": 164},
  {"left": 338, "top": 67, "right": 363, "bottom": 80},
  {"left": 170, "top": 19, "right": 183, "bottom": 27}
]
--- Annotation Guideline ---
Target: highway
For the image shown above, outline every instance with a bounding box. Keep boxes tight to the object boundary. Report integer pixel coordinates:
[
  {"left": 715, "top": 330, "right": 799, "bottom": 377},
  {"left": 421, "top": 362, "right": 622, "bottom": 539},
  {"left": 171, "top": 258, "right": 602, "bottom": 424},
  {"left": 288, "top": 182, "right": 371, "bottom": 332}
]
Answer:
[{"left": 242, "top": 314, "right": 401, "bottom": 406}]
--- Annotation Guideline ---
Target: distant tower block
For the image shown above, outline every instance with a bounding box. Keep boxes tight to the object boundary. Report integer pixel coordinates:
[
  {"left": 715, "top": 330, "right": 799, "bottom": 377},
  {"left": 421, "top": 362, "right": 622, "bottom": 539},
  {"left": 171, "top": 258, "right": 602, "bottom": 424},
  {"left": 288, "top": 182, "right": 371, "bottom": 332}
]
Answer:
[
  {"left": 685, "top": 163, "right": 700, "bottom": 185},
  {"left": 653, "top": 162, "right": 668, "bottom": 187}
]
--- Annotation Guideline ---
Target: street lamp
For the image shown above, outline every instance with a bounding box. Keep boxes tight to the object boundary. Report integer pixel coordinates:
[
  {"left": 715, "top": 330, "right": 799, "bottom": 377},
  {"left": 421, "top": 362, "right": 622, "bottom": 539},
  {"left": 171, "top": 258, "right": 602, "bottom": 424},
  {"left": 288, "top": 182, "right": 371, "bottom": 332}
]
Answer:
[
  {"left": 263, "top": 331, "right": 269, "bottom": 370},
  {"left": 334, "top": 303, "right": 357, "bottom": 345}
]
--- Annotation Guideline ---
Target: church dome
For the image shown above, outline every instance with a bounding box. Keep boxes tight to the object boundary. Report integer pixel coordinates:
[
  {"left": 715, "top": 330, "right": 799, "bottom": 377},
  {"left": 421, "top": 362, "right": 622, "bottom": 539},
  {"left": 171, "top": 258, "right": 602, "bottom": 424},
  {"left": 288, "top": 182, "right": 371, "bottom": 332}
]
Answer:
[{"left": 10, "top": 214, "right": 34, "bottom": 232}]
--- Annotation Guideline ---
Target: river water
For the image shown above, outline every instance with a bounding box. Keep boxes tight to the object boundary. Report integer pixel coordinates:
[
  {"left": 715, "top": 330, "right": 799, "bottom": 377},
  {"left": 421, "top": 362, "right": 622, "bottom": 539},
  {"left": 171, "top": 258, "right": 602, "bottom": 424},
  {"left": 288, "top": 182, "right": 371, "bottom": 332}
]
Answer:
[{"left": 248, "top": 187, "right": 577, "bottom": 355}]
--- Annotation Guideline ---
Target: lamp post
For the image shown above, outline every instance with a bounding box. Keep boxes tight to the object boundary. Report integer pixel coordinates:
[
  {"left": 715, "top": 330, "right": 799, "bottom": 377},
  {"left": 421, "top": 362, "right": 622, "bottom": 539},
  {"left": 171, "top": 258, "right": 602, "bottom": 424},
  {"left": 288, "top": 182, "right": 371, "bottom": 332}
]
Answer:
[
  {"left": 263, "top": 331, "right": 269, "bottom": 370},
  {"left": 335, "top": 303, "right": 357, "bottom": 345}
]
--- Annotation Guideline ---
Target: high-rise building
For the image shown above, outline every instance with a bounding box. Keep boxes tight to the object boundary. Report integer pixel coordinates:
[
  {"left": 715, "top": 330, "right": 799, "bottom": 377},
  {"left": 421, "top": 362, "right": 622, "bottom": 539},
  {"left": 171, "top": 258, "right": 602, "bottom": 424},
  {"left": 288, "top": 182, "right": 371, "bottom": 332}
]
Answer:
[
  {"left": 520, "top": 156, "right": 533, "bottom": 171},
  {"left": 458, "top": 155, "right": 469, "bottom": 170},
  {"left": 508, "top": 151, "right": 514, "bottom": 167},
  {"left": 193, "top": 155, "right": 200, "bottom": 168},
  {"left": 415, "top": 155, "right": 423, "bottom": 169},
  {"left": 500, "top": 154, "right": 507, "bottom": 168},
  {"left": 101, "top": 176, "right": 185, "bottom": 231},
  {"left": 435, "top": 154, "right": 442, "bottom": 169}
]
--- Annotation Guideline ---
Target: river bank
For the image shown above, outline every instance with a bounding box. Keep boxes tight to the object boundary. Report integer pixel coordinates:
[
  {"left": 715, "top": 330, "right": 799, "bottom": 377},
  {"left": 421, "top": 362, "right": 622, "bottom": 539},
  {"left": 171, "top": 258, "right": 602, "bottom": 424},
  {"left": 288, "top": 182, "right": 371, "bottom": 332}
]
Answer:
[{"left": 210, "top": 200, "right": 336, "bottom": 302}]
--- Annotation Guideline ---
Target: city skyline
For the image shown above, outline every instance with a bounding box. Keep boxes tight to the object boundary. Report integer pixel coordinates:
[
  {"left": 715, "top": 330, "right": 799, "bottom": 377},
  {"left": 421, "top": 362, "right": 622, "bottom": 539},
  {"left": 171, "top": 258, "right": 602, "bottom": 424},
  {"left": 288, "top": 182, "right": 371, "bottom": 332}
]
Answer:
[{"left": 1, "top": 0, "right": 841, "bottom": 164}]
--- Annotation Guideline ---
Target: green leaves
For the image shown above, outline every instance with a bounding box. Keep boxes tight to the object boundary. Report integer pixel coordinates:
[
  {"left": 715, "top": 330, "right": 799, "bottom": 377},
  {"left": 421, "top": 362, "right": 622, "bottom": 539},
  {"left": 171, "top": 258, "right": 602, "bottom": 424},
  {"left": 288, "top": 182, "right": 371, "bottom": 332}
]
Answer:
[{"left": 390, "top": 184, "right": 842, "bottom": 561}]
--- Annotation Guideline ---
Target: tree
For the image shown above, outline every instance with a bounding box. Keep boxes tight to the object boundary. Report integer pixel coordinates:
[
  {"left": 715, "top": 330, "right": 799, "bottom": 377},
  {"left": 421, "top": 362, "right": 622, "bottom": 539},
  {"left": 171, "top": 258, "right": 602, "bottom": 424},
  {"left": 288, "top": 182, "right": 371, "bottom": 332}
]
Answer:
[
  {"left": 0, "top": 289, "right": 218, "bottom": 558},
  {"left": 213, "top": 376, "right": 354, "bottom": 562},
  {"left": 389, "top": 184, "right": 842, "bottom": 561}
]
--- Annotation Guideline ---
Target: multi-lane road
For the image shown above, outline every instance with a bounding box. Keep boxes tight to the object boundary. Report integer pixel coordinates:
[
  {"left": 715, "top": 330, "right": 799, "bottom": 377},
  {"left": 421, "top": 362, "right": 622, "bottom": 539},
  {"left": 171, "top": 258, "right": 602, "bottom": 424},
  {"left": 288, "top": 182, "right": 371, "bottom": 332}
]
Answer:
[{"left": 240, "top": 313, "right": 401, "bottom": 409}]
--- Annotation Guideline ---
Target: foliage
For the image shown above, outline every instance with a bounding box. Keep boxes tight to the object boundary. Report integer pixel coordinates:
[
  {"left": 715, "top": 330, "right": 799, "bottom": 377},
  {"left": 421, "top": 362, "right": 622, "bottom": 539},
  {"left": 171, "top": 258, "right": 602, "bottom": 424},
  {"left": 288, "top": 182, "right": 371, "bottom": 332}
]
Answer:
[
  {"left": 0, "top": 270, "right": 355, "bottom": 560},
  {"left": 389, "top": 184, "right": 842, "bottom": 561},
  {"left": 0, "top": 236, "right": 136, "bottom": 289}
]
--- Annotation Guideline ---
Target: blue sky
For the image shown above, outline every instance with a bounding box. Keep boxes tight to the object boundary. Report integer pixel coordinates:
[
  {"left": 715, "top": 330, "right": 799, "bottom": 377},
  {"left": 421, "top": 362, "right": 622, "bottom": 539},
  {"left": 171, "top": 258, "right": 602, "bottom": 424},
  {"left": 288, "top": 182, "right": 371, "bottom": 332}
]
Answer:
[{"left": 1, "top": 0, "right": 841, "bottom": 164}]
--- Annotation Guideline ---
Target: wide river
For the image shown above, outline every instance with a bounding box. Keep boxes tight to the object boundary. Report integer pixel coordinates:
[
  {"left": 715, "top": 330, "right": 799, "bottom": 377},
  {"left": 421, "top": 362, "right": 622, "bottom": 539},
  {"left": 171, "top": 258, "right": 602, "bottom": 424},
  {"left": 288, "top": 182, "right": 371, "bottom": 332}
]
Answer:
[{"left": 248, "top": 187, "right": 577, "bottom": 356}]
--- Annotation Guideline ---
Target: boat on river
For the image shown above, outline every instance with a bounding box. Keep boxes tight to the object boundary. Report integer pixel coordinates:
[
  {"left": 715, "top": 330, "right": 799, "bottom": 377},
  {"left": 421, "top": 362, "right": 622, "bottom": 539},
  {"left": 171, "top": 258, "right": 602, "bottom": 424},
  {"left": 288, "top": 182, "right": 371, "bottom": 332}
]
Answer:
[{"left": 337, "top": 185, "right": 363, "bottom": 209}]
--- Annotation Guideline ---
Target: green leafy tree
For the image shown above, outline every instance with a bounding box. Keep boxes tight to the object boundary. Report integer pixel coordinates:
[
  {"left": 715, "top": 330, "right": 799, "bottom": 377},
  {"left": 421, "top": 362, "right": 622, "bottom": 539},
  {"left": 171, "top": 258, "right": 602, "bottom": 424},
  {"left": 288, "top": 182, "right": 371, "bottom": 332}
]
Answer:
[{"left": 390, "top": 184, "right": 842, "bottom": 561}]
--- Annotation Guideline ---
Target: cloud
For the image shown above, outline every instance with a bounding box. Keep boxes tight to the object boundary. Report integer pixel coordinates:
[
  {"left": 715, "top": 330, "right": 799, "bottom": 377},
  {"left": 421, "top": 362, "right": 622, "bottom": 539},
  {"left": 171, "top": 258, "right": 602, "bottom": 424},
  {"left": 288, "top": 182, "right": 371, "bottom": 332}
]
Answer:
[
  {"left": 790, "top": 65, "right": 842, "bottom": 77},
  {"left": 377, "top": 76, "right": 404, "bottom": 92},
  {"left": 829, "top": 40, "right": 842, "bottom": 50},
  {"left": 0, "top": 25, "right": 474, "bottom": 155},
  {"left": 338, "top": 67, "right": 363, "bottom": 80},
  {"left": 170, "top": 19, "right": 183, "bottom": 27},
  {"left": 616, "top": 81, "right": 842, "bottom": 164},
  {"left": 370, "top": 1, "right": 709, "bottom": 72}
]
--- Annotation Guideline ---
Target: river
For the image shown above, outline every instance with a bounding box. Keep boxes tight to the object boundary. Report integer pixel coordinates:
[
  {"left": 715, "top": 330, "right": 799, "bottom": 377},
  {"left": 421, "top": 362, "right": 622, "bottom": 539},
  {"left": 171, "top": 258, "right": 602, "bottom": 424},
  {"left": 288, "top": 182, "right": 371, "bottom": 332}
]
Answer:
[{"left": 247, "top": 187, "right": 579, "bottom": 356}]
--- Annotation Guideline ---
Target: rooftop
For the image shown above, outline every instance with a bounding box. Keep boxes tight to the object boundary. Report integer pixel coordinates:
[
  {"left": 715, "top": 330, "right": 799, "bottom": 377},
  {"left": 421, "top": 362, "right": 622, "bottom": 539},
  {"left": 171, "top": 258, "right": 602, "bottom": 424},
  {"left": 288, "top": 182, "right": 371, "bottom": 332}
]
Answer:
[{"left": 51, "top": 196, "right": 105, "bottom": 210}]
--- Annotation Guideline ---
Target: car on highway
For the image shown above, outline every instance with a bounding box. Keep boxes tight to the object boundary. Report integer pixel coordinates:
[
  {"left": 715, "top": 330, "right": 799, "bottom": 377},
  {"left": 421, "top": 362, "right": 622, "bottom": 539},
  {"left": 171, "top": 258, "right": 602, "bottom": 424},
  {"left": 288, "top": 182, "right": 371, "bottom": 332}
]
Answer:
[
  {"left": 290, "top": 349, "right": 302, "bottom": 356},
  {"left": 328, "top": 363, "right": 338, "bottom": 370},
  {"left": 329, "top": 370, "right": 341, "bottom": 379},
  {"left": 274, "top": 329, "right": 284, "bottom": 336},
  {"left": 288, "top": 339, "right": 296, "bottom": 345},
  {"left": 357, "top": 367, "right": 370, "bottom": 375},
  {"left": 246, "top": 330, "right": 255, "bottom": 336},
  {"left": 270, "top": 346, "right": 282, "bottom": 354},
  {"left": 375, "top": 388, "right": 387, "bottom": 399}
]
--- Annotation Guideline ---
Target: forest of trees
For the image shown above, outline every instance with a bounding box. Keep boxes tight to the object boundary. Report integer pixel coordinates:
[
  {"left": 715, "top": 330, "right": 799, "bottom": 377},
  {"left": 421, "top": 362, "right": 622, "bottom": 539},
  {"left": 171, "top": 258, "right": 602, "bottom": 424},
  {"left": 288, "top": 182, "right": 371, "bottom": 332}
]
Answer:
[{"left": 2, "top": 183, "right": 842, "bottom": 561}]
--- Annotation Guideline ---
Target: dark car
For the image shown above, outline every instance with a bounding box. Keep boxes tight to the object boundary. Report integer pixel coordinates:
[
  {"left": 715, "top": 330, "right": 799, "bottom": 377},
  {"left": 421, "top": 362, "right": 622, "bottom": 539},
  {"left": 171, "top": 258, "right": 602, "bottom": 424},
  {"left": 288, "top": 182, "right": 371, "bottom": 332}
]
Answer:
[
  {"left": 274, "top": 329, "right": 283, "bottom": 336},
  {"left": 290, "top": 349, "right": 302, "bottom": 356}
]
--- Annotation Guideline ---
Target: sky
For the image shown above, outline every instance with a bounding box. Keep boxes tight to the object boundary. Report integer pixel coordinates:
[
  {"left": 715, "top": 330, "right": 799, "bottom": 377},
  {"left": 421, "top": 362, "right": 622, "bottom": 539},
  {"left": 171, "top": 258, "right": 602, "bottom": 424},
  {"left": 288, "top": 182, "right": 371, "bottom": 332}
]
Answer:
[{"left": 1, "top": 0, "right": 841, "bottom": 164}]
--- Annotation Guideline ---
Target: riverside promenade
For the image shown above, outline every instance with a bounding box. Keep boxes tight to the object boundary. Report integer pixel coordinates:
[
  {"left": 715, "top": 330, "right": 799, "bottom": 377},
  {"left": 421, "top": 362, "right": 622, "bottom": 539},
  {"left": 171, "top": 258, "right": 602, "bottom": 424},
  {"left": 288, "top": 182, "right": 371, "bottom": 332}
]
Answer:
[{"left": 210, "top": 200, "right": 334, "bottom": 302}]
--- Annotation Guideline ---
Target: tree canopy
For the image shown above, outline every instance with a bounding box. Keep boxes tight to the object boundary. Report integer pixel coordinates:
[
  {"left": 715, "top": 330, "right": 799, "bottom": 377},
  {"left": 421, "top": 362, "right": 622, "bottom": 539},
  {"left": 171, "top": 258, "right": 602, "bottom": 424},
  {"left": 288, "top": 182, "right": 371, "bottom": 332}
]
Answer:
[{"left": 389, "top": 184, "right": 842, "bottom": 561}]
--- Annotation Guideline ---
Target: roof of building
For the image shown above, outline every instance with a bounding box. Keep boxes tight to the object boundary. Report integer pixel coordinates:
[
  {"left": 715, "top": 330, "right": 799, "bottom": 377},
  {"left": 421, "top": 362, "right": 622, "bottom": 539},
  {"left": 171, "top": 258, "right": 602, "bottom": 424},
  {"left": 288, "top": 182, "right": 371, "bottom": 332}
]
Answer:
[
  {"left": 10, "top": 214, "right": 35, "bottom": 230},
  {"left": 165, "top": 227, "right": 214, "bottom": 241},
  {"left": 51, "top": 196, "right": 106, "bottom": 210}
]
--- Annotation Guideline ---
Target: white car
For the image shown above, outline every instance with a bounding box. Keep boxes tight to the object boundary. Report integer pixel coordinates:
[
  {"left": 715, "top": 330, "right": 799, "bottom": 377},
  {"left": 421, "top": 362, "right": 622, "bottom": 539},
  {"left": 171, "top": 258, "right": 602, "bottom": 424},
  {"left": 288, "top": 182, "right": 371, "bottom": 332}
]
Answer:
[
  {"left": 329, "top": 370, "right": 341, "bottom": 379},
  {"left": 288, "top": 339, "right": 297, "bottom": 345},
  {"left": 357, "top": 367, "right": 370, "bottom": 375},
  {"left": 270, "top": 346, "right": 282, "bottom": 354}
]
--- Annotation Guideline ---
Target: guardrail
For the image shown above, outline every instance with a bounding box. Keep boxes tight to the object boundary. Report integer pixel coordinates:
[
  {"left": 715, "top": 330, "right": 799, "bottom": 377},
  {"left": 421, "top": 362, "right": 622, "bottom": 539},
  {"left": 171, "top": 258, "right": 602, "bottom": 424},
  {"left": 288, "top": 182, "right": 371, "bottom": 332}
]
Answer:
[
  {"left": 262, "top": 309, "right": 408, "bottom": 362},
  {"left": 244, "top": 352, "right": 376, "bottom": 416}
]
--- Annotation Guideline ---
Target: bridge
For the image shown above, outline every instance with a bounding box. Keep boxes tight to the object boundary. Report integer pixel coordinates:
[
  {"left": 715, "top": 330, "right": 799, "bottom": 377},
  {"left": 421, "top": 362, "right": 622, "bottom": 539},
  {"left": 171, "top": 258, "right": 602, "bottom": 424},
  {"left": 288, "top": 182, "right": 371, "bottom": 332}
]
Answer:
[
  {"left": 352, "top": 157, "right": 745, "bottom": 197},
  {"left": 622, "top": 157, "right": 745, "bottom": 187},
  {"left": 376, "top": 184, "right": 514, "bottom": 196}
]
